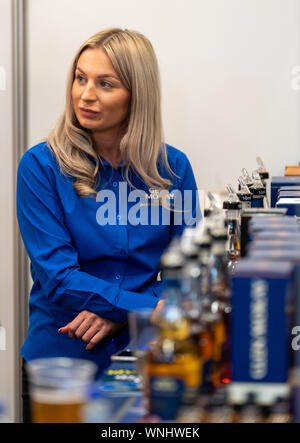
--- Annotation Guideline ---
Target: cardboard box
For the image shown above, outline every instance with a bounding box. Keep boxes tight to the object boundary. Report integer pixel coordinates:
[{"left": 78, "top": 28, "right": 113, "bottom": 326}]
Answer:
[
  {"left": 276, "top": 198, "right": 300, "bottom": 216},
  {"left": 231, "top": 259, "right": 294, "bottom": 384},
  {"left": 279, "top": 191, "right": 300, "bottom": 198},
  {"left": 240, "top": 208, "right": 287, "bottom": 257},
  {"left": 247, "top": 239, "right": 300, "bottom": 254},
  {"left": 271, "top": 176, "right": 300, "bottom": 207},
  {"left": 246, "top": 249, "right": 300, "bottom": 368}
]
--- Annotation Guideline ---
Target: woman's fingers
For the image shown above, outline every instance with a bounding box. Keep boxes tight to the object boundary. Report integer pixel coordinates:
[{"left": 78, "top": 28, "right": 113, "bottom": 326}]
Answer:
[
  {"left": 58, "top": 311, "right": 87, "bottom": 338},
  {"left": 85, "top": 327, "right": 110, "bottom": 351},
  {"left": 58, "top": 311, "right": 125, "bottom": 350},
  {"left": 73, "top": 317, "right": 96, "bottom": 339},
  {"left": 81, "top": 321, "right": 105, "bottom": 344}
]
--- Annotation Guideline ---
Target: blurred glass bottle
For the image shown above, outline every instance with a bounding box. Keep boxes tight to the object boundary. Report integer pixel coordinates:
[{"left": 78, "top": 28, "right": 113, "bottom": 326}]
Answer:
[
  {"left": 209, "top": 228, "right": 232, "bottom": 386},
  {"left": 193, "top": 231, "right": 212, "bottom": 303},
  {"left": 203, "top": 388, "right": 233, "bottom": 423},
  {"left": 144, "top": 241, "right": 202, "bottom": 422},
  {"left": 237, "top": 176, "right": 253, "bottom": 210},
  {"left": 268, "top": 396, "right": 291, "bottom": 423},
  {"left": 191, "top": 229, "right": 217, "bottom": 395},
  {"left": 240, "top": 168, "right": 254, "bottom": 191},
  {"left": 250, "top": 171, "right": 266, "bottom": 208},
  {"left": 256, "top": 156, "right": 270, "bottom": 208},
  {"left": 239, "top": 393, "right": 260, "bottom": 423},
  {"left": 223, "top": 184, "right": 241, "bottom": 274},
  {"left": 180, "top": 228, "right": 202, "bottom": 342},
  {"left": 204, "top": 192, "right": 225, "bottom": 236}
]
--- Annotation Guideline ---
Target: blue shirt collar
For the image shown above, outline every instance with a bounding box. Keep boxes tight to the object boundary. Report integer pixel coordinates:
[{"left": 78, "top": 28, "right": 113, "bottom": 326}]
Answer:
[{"left": 98, "top": 156, "right": 125, "bottom": 170}]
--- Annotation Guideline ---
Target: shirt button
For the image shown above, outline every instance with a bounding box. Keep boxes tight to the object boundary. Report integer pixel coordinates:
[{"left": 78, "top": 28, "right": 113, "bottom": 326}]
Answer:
[
  {"left": 117, "top": 215, "right": 121, "bottom": 221},
  {"left": 112, "top": 181, "right": 118, "bottom": 188},
  {"left": 115, "top": 274, "right": 121, "bottom": 280}
]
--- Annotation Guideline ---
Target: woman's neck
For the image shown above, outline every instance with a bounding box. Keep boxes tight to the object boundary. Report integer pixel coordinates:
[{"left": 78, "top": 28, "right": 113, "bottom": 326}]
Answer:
[{"left": 91, "top": 129, "right": 124, "bottom": 168}]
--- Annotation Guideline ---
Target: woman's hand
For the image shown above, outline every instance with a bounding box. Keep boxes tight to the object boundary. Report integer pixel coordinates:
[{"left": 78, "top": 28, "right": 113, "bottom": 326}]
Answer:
[
  {"left": 58, "top": 310, "right": 126, "bottom": 350},
  {"left": 150, "top": 299, "right": 165, "bottom": 324}
]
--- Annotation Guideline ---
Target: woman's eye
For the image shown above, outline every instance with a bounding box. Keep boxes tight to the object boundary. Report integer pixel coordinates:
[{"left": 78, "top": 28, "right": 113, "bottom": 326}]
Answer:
[
  {"left": 100, "top": 81, "right": 112, "bottom": 89},
  {"left": 76, "top": 75, "right": 85, "bottom": 83}
]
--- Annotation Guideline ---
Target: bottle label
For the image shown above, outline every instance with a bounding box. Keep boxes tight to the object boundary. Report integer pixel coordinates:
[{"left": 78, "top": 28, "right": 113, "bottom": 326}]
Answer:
[
  {"left": 149, "top": 376, "right": 185, "bottom": 420},
  {"left": 240, "top": 194, "right": 253, "bottom": 202},
  {"left": 252, "top": 188, "right": 266, "bottom": 196}
]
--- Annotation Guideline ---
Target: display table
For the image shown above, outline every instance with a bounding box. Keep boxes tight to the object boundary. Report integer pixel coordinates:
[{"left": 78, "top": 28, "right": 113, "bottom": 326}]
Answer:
[{"left": 100, "top": 361, "right": 145, "bottom": 423}]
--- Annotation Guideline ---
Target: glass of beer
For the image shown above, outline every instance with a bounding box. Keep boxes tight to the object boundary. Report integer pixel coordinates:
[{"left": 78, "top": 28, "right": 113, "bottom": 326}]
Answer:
[{"left": 26, "top": 357, "right": 97, "bottom": 423}]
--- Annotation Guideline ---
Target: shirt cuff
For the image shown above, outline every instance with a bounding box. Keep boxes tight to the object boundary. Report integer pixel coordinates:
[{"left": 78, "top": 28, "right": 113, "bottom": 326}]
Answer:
[{"left": 116, "top": 285, "right": 161, "bottom": 312}]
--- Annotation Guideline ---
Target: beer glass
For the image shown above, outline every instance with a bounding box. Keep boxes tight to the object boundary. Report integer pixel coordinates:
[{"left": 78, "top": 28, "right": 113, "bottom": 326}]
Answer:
[{"left": 26, "top": 357, "right": 97, "bottom": 423}]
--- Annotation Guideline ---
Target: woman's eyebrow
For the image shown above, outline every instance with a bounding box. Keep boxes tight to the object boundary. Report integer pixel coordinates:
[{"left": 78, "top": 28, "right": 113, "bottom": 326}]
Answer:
[{"left": 76, "top": 66, "right": 119, "bottom": 80}]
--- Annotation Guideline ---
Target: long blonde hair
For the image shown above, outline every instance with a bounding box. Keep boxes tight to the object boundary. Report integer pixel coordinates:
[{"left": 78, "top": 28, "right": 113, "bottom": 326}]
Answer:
[{"left": 46, "top": 28, "right": 175, "bottom": 197}]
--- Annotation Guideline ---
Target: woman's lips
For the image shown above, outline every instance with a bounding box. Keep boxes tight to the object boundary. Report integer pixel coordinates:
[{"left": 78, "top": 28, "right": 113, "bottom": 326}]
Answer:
[{"left": 79, "top": 108, "right": 99, "bottom": 118}]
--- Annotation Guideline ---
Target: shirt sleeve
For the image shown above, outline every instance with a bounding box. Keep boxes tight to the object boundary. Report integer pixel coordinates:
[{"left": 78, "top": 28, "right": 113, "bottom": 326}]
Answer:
[
  {"left": 169, "top": 153, "right": 202, "bottom": 240},
  {"left": 16, "top": 151, "right": 159, "bottom": 322}
]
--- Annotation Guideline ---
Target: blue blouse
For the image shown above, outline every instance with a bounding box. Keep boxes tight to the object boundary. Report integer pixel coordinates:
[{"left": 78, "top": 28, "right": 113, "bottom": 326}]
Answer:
[{"left": 17, "top": 141, "right": 201, "bottom": 374}]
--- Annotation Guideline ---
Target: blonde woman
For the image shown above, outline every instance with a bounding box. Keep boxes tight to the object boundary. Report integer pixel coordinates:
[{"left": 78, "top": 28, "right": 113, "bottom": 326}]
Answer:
[{"left": 17, "top": 28, "right": 200, "bottom": 421}]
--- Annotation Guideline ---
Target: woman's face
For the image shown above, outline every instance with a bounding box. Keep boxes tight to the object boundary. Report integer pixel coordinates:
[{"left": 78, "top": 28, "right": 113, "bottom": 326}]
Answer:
[{"left": 72, "top": 48, "right": 130, "bottom": 136}]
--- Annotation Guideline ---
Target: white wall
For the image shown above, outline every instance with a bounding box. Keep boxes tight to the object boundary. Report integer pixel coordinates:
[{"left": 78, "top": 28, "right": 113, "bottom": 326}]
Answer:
[{"left": 26, "top": 0, "right": 300, "bottom": 193}]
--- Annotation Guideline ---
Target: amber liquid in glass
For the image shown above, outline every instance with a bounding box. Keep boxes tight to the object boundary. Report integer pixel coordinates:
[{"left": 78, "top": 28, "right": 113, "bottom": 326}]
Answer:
[{"left": 31, "top": 392, "right": 84, "bottom": 423}]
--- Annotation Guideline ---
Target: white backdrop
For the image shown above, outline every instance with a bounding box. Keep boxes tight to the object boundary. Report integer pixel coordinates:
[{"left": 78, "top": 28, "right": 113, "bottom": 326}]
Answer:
[{"left": 26, "top": 0, "right": 300, "bottom": 193}]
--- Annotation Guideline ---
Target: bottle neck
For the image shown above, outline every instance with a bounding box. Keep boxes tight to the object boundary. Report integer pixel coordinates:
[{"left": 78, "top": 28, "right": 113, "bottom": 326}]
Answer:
[
  {"left": 226, "top": 209, "right": 240, "bottom": 221},
  {"left": 199, "top": 249, "right": 211, "bottom": 266},
  {"left": 228, "top": 219, "right": 240, "bottom": 237},
  {"left": 212, "top": 241, "right": 227, "bottom": 256}
]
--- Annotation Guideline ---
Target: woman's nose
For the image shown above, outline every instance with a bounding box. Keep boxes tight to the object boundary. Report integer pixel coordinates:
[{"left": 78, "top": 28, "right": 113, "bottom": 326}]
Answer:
[{"left": 81, "top": 82, "right": 97, "bottom": 101}]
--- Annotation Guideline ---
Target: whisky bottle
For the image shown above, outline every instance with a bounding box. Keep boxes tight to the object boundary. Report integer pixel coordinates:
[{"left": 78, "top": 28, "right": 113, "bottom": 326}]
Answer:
[
  {"left": 223, "top": 185, "right": 241, "bottom": 274},
  {"left": 204, "top": 192, "right": 225, "bottom": 235},
  {"left": 255, "top": 157, "right": 270, "bottom": 208},
  {"left": 209, "top": 228, "right": 230, "bottom": 303},
  {"left": 204, "top": 388, "right": 233, "bottom": 423},
  {"left": 237, "top": 176, "right": 253, "bottom": 210},
  {"left": 193, "top": 232, "right": 212, "bottom": 301},
  {"left": 240, "top": 168, "right": 254, "bottom": 190},
  {"left": 268, "top": 396, "right": 291, "bottom": 423},
  {"left": 239, "top": 393, "right": 260, "bottom": 423},
  {"left": 250, "top": 171, "right": 266, "bottom": 208},
  {"left": 256, "top": 156, "right": 269, "bottom": 187},
  {"left": 180, "top": 228, "right": 202, "bottom": 340},
  {"left": 144, "top": 242, "right": 202, "bottom": 421},
  {"left": 192, "top": 231, "right": 219, "bottom": 394},
  {"left": 209, "top": 228, "right": 232, "bottom": 386}
]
